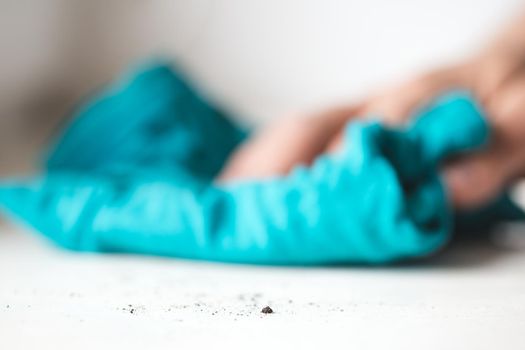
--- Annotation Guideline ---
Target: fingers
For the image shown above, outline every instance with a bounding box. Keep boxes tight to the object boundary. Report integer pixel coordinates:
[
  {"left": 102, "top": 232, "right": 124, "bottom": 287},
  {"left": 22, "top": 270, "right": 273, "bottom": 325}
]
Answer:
[
  {"left": 444, "top": 147, "right": 512, "bottom": 208},
  {"left": 473, "top": 50, "right": 525, "bottom": 103},
  {"left": 218, "top": 118, "right": 318, "bottom": 182},
  {"left": 326, "top": 64, "right": 473, "bottom": 153},
  {"left": 362, "top": 66, "right": 468, "bottom": 125},
  {"left": 218, "top": 104, "right": 364, "bottom": 183},
  {"left": 444, "top": 75, "right": 525, "bottom": 209},
  {"left": 326, "top": 53, "right": 525, "bottom": 210},
  {"left": 486, "top": 77, "right": 525, "bottom": 140}
]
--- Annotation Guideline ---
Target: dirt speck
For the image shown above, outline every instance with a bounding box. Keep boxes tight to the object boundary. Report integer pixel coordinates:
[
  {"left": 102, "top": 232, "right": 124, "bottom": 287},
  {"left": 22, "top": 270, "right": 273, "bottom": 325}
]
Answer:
[
  {"left": 121, "top": 304, "right": 144, "bottom": 315},
  {"left": 261, "top": 306, "right": 273, "bottom": 314}
]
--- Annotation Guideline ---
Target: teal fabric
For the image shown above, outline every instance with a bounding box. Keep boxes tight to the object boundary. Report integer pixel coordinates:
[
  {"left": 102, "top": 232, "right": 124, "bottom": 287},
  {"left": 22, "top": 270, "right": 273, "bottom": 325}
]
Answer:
[
  {"left": 0, "top": 63, "right": 520, "bottom": 264},
  {"left": 45, "top": 63, "right": 247, "bottom": 180}
]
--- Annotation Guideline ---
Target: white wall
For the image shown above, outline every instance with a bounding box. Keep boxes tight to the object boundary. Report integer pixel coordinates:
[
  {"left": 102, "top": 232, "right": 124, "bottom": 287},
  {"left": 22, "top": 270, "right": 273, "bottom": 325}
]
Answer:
[{"left": 0, "top": 0, "right": 523, "bottom": 134}]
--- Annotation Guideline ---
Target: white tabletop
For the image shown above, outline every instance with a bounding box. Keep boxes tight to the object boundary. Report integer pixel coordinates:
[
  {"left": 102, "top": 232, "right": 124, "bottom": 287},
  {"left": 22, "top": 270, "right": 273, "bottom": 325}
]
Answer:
[{"left": 2, "top": 219, "right": 525, "bottom": 350}]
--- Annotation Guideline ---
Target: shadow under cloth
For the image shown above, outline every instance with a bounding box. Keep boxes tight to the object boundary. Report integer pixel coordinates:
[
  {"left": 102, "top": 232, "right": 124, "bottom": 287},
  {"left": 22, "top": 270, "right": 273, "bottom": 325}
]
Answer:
[{"left": 0, "top": 62, "right": 522, "bottom": 264}]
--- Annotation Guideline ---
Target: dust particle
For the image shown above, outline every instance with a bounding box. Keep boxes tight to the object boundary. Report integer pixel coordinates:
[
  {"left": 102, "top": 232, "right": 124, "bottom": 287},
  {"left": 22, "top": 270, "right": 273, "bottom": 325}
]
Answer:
[{"left": 261, "top": 306, "right": 273, "bottom": 314}]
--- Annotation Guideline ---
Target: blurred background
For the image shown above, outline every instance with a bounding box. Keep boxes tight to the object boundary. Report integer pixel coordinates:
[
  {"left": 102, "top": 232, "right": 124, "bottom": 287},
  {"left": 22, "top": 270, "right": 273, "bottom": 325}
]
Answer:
[{"left": 1, "top": 0, "right": 523, "bottom": 175}]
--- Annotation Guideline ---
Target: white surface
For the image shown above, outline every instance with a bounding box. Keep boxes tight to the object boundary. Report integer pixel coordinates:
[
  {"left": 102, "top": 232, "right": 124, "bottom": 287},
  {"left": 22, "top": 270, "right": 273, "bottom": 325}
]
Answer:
[{"left": 2, "top": 221, "right": 525, "bottom": 349}]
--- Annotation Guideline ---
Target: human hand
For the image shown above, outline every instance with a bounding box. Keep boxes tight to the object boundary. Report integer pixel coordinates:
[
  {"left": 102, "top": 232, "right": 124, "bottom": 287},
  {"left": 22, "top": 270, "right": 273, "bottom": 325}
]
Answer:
[
  {"left": 341, "top": 47, "right": 525, "bottom": 209},
  {"left": 218, "top": 104, "right": 363, "bottom": 182},
  {"left": 220, "top": 40, "right": 525, "bottom": 211}
]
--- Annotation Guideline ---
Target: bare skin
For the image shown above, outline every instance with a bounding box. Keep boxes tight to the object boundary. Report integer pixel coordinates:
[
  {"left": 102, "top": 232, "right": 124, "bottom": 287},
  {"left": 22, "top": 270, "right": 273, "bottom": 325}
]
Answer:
[
  {"left": 219, "top": 11, "right": 525, "bottom": 210},
  {"left": 218, "top": 104, "right": 364, "bottom": 181}
]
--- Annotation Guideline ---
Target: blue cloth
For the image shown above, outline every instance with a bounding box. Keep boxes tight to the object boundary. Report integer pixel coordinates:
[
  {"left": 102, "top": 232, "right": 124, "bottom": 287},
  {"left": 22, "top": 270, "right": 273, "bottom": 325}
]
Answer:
[{"left": 0, "top": 63, "right": 521, "bottom": 264}]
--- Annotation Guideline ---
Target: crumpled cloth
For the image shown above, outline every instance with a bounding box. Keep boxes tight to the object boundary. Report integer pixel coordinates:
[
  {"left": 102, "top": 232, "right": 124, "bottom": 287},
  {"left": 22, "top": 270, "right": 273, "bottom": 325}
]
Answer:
[{"left": 0, "top": 62, "right": 522, "bottom": 264}]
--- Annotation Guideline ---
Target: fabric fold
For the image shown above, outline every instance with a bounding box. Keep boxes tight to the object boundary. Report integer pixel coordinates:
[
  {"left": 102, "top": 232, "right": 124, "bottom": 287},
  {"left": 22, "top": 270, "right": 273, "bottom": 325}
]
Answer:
[{"left": 0, "top": 63, "right": 520, "bottom": 264}]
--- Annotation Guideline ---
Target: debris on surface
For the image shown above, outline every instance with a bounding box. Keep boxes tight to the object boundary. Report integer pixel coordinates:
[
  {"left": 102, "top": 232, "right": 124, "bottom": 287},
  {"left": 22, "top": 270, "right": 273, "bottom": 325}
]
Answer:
[
  {"left": 121, "top": 304, "right": 145, "bottom": 315},
  {"left": 261, "top": 306, "right": 273, "bottom": 314}
]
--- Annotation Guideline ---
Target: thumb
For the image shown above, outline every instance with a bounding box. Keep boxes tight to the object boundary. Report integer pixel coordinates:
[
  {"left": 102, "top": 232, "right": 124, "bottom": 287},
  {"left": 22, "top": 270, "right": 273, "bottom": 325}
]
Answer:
[
  {"left": 446, "top": 76, "right": 525, "bottom": 209},
  {"left": 443, "top": 147, "right": 513, "bottom": 209}
]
